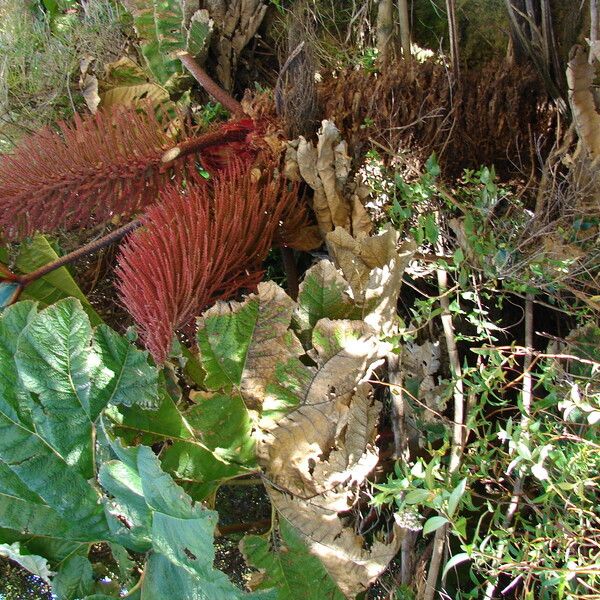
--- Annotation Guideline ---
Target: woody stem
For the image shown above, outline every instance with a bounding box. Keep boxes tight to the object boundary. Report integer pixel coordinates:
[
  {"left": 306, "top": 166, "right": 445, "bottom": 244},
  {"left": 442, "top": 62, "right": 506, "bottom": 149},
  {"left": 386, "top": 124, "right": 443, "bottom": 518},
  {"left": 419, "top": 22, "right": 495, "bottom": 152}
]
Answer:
[
  {"left": 18, "top": 220, "right": 141, "bottom": 285},
  {"left": 178, "top": 52, "right": 245, "bottom": 117}
]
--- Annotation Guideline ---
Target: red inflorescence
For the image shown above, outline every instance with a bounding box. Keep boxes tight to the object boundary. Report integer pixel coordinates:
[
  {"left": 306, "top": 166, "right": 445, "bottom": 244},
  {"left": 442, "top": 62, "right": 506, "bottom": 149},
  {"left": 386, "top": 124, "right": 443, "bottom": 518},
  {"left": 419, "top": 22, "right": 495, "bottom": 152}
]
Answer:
[
  {"left": 115, "top": 162, "right": 298, "bottom": 363},
  {"left": 0, "top": 106, "right": 255, "bottom": 240}
]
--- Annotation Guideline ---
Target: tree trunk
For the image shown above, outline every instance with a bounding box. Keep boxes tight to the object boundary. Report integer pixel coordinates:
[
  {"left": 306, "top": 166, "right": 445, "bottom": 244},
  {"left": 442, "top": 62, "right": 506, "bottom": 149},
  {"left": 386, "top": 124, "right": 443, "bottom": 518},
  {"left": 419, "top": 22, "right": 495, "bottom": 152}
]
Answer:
[
  {"left": 446, "top": 0, "right": 460, "bottom": 76},
  {"left": 591, "top": 0, "right": 599, "bottom": 42},
  {"left": 398, "top": 0, "right": 411, "bottom": 60},
  {"left": 504, "top": 0, "right": 567, "bottom": 111},
  {"left": 376, "top": 0, "right": 395, "bottom": 65}
]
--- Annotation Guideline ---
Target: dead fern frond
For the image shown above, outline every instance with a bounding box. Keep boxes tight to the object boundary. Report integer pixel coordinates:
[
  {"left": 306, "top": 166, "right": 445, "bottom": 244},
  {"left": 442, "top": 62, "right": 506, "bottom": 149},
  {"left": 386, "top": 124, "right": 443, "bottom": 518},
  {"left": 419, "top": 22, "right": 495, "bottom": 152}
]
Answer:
[
  {"left": 0, "top": 106, "right": 254, "bottom": 240},
  {"left": 116, "top": 162, "right": 300, "bottom": 363}
]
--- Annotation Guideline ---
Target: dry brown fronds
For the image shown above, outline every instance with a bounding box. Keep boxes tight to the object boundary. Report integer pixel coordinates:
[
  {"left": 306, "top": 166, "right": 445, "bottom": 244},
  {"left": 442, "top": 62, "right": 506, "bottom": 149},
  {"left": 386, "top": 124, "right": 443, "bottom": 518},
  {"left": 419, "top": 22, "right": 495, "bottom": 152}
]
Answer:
[{"left": 319, "top": 60, "right": 556, "bottom": 177}]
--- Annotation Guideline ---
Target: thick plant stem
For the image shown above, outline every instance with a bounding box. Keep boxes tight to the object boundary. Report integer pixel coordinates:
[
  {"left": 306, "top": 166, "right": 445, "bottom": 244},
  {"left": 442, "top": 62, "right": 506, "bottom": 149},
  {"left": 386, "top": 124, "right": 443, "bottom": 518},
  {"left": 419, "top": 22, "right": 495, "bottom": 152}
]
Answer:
[
  {"left": 398, "top": 0, "right": 411, "bottom": 61},
  {"left": 19, "top": 220, "right": 141, "bottom": 286},
  {"left": 376, "top": 0, "right": 394, "bottom": 65},
  {"left": 483, "top": 293, "right": 534, "bottom": 600},
  {"left": 423, "top": 262, "right": 465, "bottom": 600},
  {"left": 161, "top": 127, "right": 253, "bottom": 167},
  {"left": 280, "top": 247, "right": 299, "bottom": 300},
  {"left": 178, "top": 52, "right": 245, "bottom": 117}
]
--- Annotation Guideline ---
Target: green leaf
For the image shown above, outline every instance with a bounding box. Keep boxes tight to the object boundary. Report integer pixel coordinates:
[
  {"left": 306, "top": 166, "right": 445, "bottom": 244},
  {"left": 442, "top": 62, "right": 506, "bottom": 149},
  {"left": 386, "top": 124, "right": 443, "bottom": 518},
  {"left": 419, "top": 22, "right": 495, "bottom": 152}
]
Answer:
[
  {"left": 0, "top": 299, "right": 159, "bottom": 545},
  {"left": 197, "top": 296, "right": 260, "bottom": 391},
  {"left": 425, "top": 153, "right": 441, "bottom": 178},
  {"left": 109, "top": 380, "right": 254, "bottom": 501},
  {"left": 0, "top": 301, "right": 108, "bottom": 539},
  {"left": 441, "top": 552, "right": 470, "bottom": 578},
  {"left": 453, "top": 247, "right": 465, "bottom": 267},
  {"left": 52, "top": 555, "right": 95, "bottom": 600},
  {"left": 423, "top": 213, "right": 439, "bottom": 245},
  {"left": 447, "top": 478, "right": 467, "bottom": 518},
  {"left": 404, "top": 489, "right": 430, "bottom": 505},
  {"left": 422, "top": 515, "right": 448, "bottom": 536},
  {"left": 16, "top": 299, "right": 105, "bottom": 475},
  {"left": 122, "top": 0, "right": 212, "bottom": 86},
  {"left": 197, "top": 282, "right": 306, "bottom": 423},
  {"left": 100, "top": 445, "right": 274, "bottom": 599},
  {"left": 186, "top": 9, "right": 213, "bottom": 57},
  {"left": 294, "top": 260, "right": 359, "bottom": 340},
  {"left": 93, "top": 324, "right": 159, "bottom": 410},
  {"left": 16, "top": 235, "right": 102, "bottom": 326},
  {"left": 161, "top": 392, "right": 257, "bottom": 500},
  {"left": 241, "top": 520, "right": 345, "bottom": 599}
]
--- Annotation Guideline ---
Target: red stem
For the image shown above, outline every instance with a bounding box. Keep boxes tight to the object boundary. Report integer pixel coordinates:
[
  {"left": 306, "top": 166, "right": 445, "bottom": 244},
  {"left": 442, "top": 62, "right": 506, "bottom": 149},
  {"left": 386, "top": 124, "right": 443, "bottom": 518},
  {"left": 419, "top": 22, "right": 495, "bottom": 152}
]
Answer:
[
  {"left": 161, "top": 127, "right": 251, "bottom": 168},
  {"left": 178, "top": 51, "right": 245, "bottom": 117},
  {"left": 18, "top": 220, "right": 141, "bottom": 285}
]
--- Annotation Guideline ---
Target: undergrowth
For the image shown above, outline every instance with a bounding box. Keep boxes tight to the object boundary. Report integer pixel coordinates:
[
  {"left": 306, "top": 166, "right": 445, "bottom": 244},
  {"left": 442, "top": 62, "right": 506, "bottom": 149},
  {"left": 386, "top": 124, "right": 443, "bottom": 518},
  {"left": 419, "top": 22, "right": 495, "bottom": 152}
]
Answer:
[{"left": 0, "top": 0, "right": 128, "bottom": 150}]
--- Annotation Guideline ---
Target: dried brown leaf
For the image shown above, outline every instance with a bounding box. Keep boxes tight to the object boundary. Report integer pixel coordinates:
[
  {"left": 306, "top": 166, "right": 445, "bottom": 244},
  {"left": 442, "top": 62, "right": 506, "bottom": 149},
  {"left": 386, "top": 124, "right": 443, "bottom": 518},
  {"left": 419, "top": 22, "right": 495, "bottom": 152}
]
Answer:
[
  {"left": 567, "top": 46, "right": 600, "bottom": 161},
  {"left": 326, "top": 225, "right": 415, "bottom": 334},
  {"left": 296, "top": 121, "right": 352, "bottom": 235},
  {"left": 260, "top": 381, "right": 401, "bottom": 598}
]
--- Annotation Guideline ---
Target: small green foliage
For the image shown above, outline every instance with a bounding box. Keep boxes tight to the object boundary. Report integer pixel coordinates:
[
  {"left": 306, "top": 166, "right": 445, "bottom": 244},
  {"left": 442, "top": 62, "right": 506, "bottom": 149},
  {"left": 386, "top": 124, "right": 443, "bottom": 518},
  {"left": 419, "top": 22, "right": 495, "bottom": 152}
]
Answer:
[
  {"left": 357, "top": 47, "right": 379, "bottom": 73},
  {"left": 369, "top": 155, "right": 600, "bottom": 598}
]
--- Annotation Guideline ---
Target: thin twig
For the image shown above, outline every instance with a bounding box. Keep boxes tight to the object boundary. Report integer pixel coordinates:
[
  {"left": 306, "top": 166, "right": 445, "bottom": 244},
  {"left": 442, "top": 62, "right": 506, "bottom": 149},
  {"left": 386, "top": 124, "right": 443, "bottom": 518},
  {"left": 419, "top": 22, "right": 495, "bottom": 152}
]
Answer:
[
  {"left": 484, "top": 293, "right": 534, "bottom": 600},
  {"left": 217, "top": 519, "right": 271, "bottom": 536},
  {"left": 423, "top": 229, "right": 466, "bottom": 600},
  {"left": 178, "top": 52, "right": 245, "bottom": 117}
]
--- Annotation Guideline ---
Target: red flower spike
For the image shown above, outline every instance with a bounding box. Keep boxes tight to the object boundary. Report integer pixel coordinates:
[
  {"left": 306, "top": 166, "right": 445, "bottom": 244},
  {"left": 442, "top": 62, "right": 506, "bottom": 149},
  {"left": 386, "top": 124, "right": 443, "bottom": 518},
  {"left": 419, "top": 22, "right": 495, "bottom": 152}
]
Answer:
[
  {"left": 0, "top": 105, "right": 255, "bottom": 241},
  {"left": 116, "top": 162, "right": 299, "bottom": 363}
]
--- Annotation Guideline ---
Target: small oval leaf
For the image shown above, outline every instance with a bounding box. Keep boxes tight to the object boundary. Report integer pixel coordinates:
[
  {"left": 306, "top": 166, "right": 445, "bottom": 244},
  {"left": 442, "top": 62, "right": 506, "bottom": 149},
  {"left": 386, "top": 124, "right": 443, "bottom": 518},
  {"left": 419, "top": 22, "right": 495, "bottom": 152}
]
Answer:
[
  {"left": 442, "top": 552, "right": 471, "bottom": 578},
  {"left": 423, "top": 515, "right": 448, "bottom": 536}
]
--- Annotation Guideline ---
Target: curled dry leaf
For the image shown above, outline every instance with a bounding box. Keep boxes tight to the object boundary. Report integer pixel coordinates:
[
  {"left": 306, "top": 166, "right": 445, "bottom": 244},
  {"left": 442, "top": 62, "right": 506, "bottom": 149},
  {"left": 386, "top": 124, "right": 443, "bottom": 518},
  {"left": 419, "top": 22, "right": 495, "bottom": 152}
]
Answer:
[
  {"left": 99, "top": 57, "right": 169, "bottom": 110},
  {"left": 260, "top": 380, "right": 401, "bottom": 598},
  {"left": 256, "top": 317, "right": 400, "bottom": 598},
  {"left": 79, "top": 56, "right": 100, "bottom": 114},
  {"left": 288, "top": 120, "right": 372, "bottom": 238},
  {"left": 567, "top": 45, "right": 600, "bottom": 161},
  {"left": 326, "top": 224, "right": 416, "bottom": 334}
]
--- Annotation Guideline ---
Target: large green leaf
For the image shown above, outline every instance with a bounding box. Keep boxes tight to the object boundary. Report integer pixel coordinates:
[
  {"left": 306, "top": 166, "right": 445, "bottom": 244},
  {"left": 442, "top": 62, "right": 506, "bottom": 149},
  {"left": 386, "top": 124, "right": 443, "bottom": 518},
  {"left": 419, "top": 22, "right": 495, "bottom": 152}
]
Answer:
[
  {"left": 241, "top": 520, "right": 345, "bottom": 600},
  {"left": 109, "top": 383, "right": 256, "bottom": 501},
  {"left": 52, "top": 555, "right": 95, "bottom": 600},
  {"left": 196, "top": 281, "right": 306, "bottom": 425},
  {"left": 161, "top": 392, "right": 256, "bottom": 499},
  {"left": 16, "top": 234, "right": 102, "bottom": 326},
  {"left": 93, "top": 325, "right": 159, "bottom": 410},
  {"left": 0, "top": 298, "right": 159, "bottom": 543},
  {"left": 100, "top": 445, "right": 275, "bottom": 599}
]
